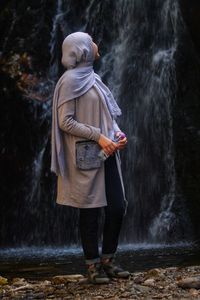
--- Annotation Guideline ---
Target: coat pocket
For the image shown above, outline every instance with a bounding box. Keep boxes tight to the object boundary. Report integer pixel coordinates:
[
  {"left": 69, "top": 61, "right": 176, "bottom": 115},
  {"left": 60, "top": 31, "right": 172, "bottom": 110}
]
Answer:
[{"left": 75, "top": 140, "right": 102, "bottom": 170}]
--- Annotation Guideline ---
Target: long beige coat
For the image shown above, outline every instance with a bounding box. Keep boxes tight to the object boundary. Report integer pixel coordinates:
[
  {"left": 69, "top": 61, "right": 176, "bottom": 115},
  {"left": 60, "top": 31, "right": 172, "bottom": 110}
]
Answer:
[{"left": 56, "top": 85, "right": 126, "bottom": 209}]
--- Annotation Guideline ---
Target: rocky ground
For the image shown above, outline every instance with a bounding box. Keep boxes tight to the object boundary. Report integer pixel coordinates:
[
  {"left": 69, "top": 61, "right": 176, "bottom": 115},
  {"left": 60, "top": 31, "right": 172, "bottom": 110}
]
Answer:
[{"left": 1, "top": 265, "right": 200, "bottom": 299}]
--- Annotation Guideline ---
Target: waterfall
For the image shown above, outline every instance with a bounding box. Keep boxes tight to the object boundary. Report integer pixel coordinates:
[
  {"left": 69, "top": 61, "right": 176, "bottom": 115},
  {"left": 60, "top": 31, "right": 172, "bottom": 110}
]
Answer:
[
  {"left": 49, "top": 0, "right": 65, "bottom": 80},
  {"left": 0, "top": 0, "right": 194, "bottom": 248},
  {"left": 100, "top": 0, "right": 192, "bottom": 243},
  {"left": 46, "top": 0, "right": 192, "bottom": 244}
]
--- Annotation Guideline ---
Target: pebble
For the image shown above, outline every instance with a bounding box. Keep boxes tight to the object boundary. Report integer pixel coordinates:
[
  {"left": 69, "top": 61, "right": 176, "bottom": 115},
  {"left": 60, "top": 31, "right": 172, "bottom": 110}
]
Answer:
[
  {"left": 143, "top": 278, "right": 156, "bottom": 286},
  {"left": 1, "top": 265, "right": 200, "bottom": 299},
  {"left": 51, "top": 274, "right": 84, "bottom": 284},
  {"left": 145, "top": 268, "right": 162, "bottom": 278},
  {"left": 189, "top": 288, "right": 199, "bottom": 297}
]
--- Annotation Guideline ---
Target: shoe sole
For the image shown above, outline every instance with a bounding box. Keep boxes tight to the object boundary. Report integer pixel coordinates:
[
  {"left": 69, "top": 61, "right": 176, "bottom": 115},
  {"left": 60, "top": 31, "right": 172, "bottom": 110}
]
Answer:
[
  {"left": 89, "top": 277, "right": 110, "bottom": 284},
  {"left": 107, "top": 271, "right": 130, "bottom": 278}
]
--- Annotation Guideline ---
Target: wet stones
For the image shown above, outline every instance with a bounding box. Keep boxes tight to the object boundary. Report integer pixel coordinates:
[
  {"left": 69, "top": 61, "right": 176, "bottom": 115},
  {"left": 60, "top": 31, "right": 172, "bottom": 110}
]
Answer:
[
  {"left": 177, "top": 276, "right": 200, "bottom": 289},
  {"left": 143, "top": 278, "right": 156, "bottom": 287},
  {"left": 51, "top": 274, "right": 84, "bottom": 284},
  {"left": 1, "top": 265, "right": 200, "bottom": 299}
]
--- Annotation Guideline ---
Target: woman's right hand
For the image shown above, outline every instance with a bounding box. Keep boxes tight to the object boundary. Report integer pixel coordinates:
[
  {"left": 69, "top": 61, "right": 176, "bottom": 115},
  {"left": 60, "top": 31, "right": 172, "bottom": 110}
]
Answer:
[{"left": 98, "top": 134, "right": 118, "bottom": 156}]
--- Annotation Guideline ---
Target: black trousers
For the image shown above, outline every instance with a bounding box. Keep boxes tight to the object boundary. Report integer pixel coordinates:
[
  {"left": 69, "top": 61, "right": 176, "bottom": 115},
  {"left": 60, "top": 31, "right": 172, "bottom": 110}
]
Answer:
[{"left": 79, "top": 154, "right": 125, "bottom": 261}]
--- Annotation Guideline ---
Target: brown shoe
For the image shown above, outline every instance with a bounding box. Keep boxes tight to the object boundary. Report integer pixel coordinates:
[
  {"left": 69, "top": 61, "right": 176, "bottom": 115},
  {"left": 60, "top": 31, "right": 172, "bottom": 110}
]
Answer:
[
  {"left": 101, "top": 257, "right": 130, "bottom": 278},
  {"left": 87, "top": 262, "right": 110, "bottom": 284}
]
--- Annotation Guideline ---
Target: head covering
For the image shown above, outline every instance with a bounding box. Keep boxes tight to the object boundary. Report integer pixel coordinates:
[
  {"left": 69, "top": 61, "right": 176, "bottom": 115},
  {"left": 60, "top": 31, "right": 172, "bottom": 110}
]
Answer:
[{"left": 51, "top": 32, "right": 122, "bottom": 177}]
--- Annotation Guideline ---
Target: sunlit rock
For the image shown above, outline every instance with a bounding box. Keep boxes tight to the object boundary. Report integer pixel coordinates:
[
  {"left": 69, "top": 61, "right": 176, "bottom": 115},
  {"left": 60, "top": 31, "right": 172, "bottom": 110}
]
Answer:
[{"left": 0, "top": 276, "right": 8, "bottom": 285}]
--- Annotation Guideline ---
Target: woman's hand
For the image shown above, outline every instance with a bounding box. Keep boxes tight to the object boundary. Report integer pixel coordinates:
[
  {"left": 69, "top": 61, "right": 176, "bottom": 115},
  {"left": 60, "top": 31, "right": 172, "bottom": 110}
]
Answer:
[
  {"left": 116, "top": 137, "right": 128, "bottom": 150},
  {"left": 98, "top": 134, "right": 118, "bottom": 156},
  {"left": 115, "top": 131, "right": 127, "bottom": 150}
]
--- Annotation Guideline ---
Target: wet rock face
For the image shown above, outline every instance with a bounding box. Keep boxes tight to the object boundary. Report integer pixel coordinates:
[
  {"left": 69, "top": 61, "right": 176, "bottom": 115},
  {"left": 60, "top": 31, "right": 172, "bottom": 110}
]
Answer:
[
  {"left": 0, "top": 0, "right": 200, "bottom": 246},
  {"left": 0, "top": 1, "right": 56, "bottom": 247},
  {"left": 0, "top": 0, "right": 56, "bottom": 72},
  {"left": 174, "top": 1, "right": 200, "bottom": 237},
  {"left": 180, "top": 0, "right": 200, "bottom": 54}
]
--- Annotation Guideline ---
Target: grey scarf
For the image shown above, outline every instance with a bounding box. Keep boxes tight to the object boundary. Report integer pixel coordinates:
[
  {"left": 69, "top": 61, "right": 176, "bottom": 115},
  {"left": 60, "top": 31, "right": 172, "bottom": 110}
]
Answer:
[{"left": 51, "top": 32, "right": 121, "bottom": 177}]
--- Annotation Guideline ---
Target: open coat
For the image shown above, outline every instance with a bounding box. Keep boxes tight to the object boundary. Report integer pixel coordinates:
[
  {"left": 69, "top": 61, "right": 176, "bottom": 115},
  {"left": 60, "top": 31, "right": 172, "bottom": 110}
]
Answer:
[
  {"left": 56, "top": 84, "right": 126, "bottom": 209},
  {"left": 50, "top": 32, "right": 127, "bottom": 210}
]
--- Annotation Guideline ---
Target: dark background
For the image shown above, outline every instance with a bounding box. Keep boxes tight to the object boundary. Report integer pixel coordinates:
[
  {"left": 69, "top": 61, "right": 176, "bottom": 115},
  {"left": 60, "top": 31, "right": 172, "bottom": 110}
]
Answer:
[{"left": 0, "top": 0, "right": 200, "bottom": 246}]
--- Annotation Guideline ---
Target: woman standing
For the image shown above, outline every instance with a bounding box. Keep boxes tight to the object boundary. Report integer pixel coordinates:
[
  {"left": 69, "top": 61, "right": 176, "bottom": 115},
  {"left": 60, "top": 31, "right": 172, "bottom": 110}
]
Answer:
[{"left": 51, "top": 32, "right": 129, "bottom": 284}]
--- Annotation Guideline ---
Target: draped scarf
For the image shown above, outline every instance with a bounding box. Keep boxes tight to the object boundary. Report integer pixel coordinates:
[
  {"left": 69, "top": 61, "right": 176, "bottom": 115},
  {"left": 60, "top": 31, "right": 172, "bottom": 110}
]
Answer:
[{"left": 51, "top": 32, "right": 121, "bottom": 177}]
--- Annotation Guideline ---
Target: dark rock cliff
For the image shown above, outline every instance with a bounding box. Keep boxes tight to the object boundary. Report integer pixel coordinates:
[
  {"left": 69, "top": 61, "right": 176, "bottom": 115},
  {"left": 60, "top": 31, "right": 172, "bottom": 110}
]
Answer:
[{"left": 0, "top": 0, "right": 200, "bottom": 246}]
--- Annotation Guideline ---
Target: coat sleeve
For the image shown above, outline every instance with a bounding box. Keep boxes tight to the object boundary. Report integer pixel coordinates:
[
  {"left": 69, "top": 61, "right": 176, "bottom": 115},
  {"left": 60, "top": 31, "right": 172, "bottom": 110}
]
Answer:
[
  {"left": 58, "top": 100, "right": 101, "bottom": 142},
  {"left": 113, "top": 119, "right": 121, "bottom": 133}
]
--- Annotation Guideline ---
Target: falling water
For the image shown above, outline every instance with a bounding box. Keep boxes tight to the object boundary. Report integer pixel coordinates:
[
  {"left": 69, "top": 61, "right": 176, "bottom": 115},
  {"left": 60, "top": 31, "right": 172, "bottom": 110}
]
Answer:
[
  {"left": 100, "top": 0, "right": 192, "bottom": 243},
  {"left": 49, "top": 0, "right": 65, "bottom": 80},
  {"left": 28, "top": 138, "right": 48, "bottom": 204},
  {"left": 0, "top": 0, "right": 193, "bottom": 248},
  {"left": 41, "top": 0, "right": 192, "bottom": 244}
]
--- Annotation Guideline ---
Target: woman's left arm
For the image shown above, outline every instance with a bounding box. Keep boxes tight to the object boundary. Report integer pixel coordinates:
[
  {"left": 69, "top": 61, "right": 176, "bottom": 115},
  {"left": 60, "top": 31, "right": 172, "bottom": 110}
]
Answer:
[
  {"left": 113, "top": 119, "right": 121, "bottom": 134},
  {"left": 58, "top": 100, "right": 101, "bottom": 142},
  {"left": 113, "top": 119, "right": 127, "bottom": 150}
]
